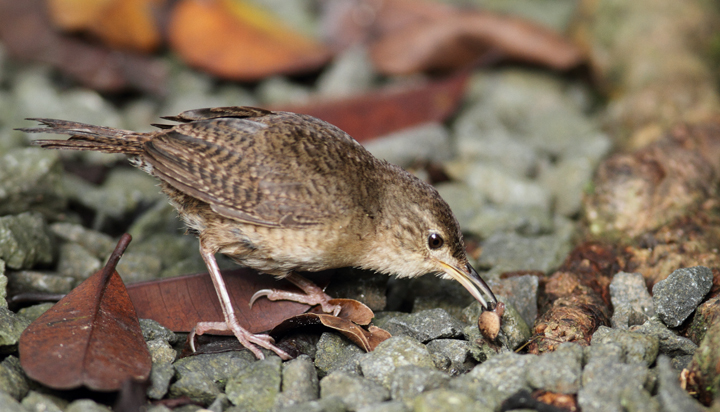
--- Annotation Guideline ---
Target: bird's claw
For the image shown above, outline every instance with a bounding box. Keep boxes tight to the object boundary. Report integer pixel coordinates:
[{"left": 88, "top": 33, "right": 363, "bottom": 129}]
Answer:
[{"left": 249, "top": 289, "right": 274, "bottom": 308}]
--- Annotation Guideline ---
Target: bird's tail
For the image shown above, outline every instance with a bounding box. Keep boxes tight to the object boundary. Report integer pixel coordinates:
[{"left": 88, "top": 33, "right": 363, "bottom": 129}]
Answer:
[{"left": 18, "top": 119, "right": 151, "bottom": 155}]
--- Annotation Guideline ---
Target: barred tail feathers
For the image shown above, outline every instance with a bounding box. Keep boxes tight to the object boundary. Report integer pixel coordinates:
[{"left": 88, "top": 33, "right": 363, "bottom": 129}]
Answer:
[{"left": 20, "top": 118, "right": 150, "bottom": 155}]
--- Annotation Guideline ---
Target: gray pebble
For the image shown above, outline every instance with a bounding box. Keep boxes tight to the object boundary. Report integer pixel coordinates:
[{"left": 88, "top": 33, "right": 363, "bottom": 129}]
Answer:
[
  {"left": 56, "top": 243, "right": 102, "bottom": 282},
  {"left": 364, "top": 123, "right": 452, "bottom": 168},
  {"left": 147, "top": 363, "right": 174, "bottom": 400},
  {"left": 0, "top": 148, "right": 67, "bottom": 217},
  {"left": 619, "top": 386, "right": 659, "bottom": 412},
  {"left": 170, "top": 351, "right": 256, "bottom": 404},
  {"left": 374, "top": 308, "right": 464, "bottom": 343},
  {"left": 466, "top": 204, "right": 555, "bottom": 237},
  {"left": 653, "top": 266, "right": 713, "bottom": 328},
  {"left": 592, "top": 326, "right": 659, "bottom": 365},
  {"left": 630, "top": 317, "right": 697, "bottom": 359},
  {"left": 273, "top": 397, "right": 346, "bottom": 412},
  {"left": 425, "top": 339, "right": 474, "bottom": 375},
  {"left": 356, "top": 400, "right": 408, "bottom": 412},
  {"left": 21, "top": 391, "right": 68, "bottom": 412},
  {"left": 49, "top": 223, "right": 116, "bottom": 259},
  {"left": 526, "top": 342, "right": 583, "bottom": 394},
  {"left": 16, "top": 302, "right": 53, "bottom": 323},
  {"left": 461, "top": 352, "right": 532, "bottom": 399},
  {"left": 610, "top": 271, "right": 655, "bottom": 320},
  {"left": 413, "top": 389, "right": 488, "bottom": 412},
  {"left": 0, "top": 388, "right": 25, "bottom": 412},
  {"left": 655, "top": 356, "right": 705, "bottom": 412},
  {"left": 434, "top": 182, "right": 487, "bottom": 232},
  {"left": 478, "top": 231, "right": 571, "bottom": 276},
  {"left": 389, "top": 365, "right": 449, "bottom": 405},
  {"left": 6, "top": 270, "right": 75, "bottom": 295},
  {"left": 320, "top": 371, "right": 389, "bottom": 410},
  {"left": 275, "top": 355, "right": 319, "bottom": 408},
  {"left": 226, "top": 356, "right": 282, "bottom": 411},
  {"left": 66, "top": 399, "right": 112, "bottom": 412},
  {"left": 0, "top": 212, "right": 54, "bottom": 270},
  {"left": 0, "top": 307, "right": 31, "bottom": 346},
  {"left": 487, "top": 275, "right": 539, "bottom": 328},
  {"left": 578, "top": 359, "right": 650, "bottom": 412},
  {"left": 360, "top": 336, "right": 435, "bottom": 389},
  {"left": 147, "top": 339, "right": 176, "bottom": 365},
  {"left": 139, "top": 318, "right": 178, "bottom": 344},
  {"left": 316, "top": 45, "right": 375, "bottom": 99},
  {"left": 314, "top": 332, "right": 365, "bottom": 378},
  {"left": 0, "top": 356, "right": 29, "bottom": 401}
]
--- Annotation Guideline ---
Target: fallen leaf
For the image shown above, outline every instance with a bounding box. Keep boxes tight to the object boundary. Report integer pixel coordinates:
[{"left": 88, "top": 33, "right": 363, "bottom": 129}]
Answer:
[
  {"left": 19, "top": 234, "right": 151, "bottom": 391},
  {"left": 127, "top": 269, "right": 335, "bottom": 334},
  {"left": 48, "top": 0, "right": 166, "bottom": 52},
  {"left": 274, "top": 72, "right": 469, "bottom": 142},
  {"left": 0, "top": 0, "right": 167, "bottom": 94},
  {"left": 323, "top": 0, "right": 583, "bottom": 74},
  {"left": 168, "top": 0, "right": 331, "bottom": 80},
  {"left": 272, "top": 298, "right": 391, "bottom": 352}
]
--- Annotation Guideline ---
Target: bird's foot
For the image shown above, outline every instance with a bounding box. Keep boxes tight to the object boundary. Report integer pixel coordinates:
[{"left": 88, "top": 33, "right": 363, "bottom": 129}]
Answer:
[
  {"left": 249, "top": 288, "right": 341, "bottom": 316},
  {"left": 190, "top": 320, "right": 291, "bottom": 360}
]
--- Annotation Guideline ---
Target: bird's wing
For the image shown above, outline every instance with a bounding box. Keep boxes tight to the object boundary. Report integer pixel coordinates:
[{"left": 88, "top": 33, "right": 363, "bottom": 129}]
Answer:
[{"left": 143, "top": 112, "right": 375, "bottom": 228}]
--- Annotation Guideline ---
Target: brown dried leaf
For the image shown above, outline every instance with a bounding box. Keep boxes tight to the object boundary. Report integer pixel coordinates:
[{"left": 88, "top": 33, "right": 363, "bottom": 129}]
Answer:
[
  {"left": 19, "top": 234, "right": 151, "bottom": 391},
  {"left": 271, "top": 309, "right": 391, "bottom": 352},
  {"left": 127, "top": 269, "right": 334, "bottom": 334},
  {"left": 324, "top": 0, "right": 583, "bottom": 75},
  {"left": 274, "top": 72, "right": 469, "bottom": 142},
  {"left": 168, "top": 0, "right": 331, "bottom": 80},
  {"left": 48, "top": 0, "right": 166, "bottom": 52},
  {"left": 0, "top": 0, "right": 167, "bottom": 94},
  {"left": 308, "top": 298, "right": 374, "bottom": 325}
]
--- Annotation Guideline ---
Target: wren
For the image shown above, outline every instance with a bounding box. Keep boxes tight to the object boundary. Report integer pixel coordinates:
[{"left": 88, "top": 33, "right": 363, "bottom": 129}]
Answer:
[{"left": 22, "top": 106, "right": 497, "bottom": 359}]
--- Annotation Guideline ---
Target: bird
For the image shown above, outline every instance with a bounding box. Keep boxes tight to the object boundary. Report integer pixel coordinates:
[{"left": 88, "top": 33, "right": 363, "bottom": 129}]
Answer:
[{"left": 21, "top": 106, "right": 498, "bottom": 359}]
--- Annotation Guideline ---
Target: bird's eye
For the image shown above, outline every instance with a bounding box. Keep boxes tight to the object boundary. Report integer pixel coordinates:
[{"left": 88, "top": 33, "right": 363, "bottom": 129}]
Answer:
[{"left": 428, "top": 233, "right": 444, "bottom": 249}]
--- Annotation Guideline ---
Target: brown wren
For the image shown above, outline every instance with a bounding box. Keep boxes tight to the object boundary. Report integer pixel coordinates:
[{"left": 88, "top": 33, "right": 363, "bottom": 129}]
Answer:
[{"left": 22, "top": 106, "right": 497, "bottom": 359}]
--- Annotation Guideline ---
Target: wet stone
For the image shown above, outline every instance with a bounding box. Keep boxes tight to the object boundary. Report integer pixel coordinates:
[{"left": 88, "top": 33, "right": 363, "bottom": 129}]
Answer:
[
  {"left": 653, "top": 266, "right": 712, "bottom": 328},
  {"left": 49, "top": 223, "right": 115, "bottom": 259},
  {"left": 630, "top": 317, "right": 697, "bottom": 360},
  {"left": 373, "top": 308, "right": 464, "bottom": 343},
  {"left": 656, "top": 356, "right": 705, "bottom": 412},
  {"left": 275, "top": 355, "right": 319, "bottom": 408},
  {"left": 56, "top": 243, "right": 102, "bottom": 282},
  {"left": 0, "top": 212, "right": 54, "bottom": 270},
  {"left": 314, "top": 332, "right": 366, "bottom": 378},
  {"left": 140, "top": 318, "right": 178, "bottom": 344},
  {"left": 170, "top": 351, "right": 256, "bottom": 404},
  {"left": 320, "top": 371, "right": 389, "bottom": 410},
  {"left": 226, "top": 356, "right": 282, "bottom": 411},
  {"left": 425, "top": 339, "right": 474, "bottom": 375},
  {"left": 592, "top": 326, "right": 659, "bottom": 366},
  {"left": 147, "top": 363, "right": 174, "bottom": 400},
  {"left": 388, "top": 365, "right": 449, "bottom": 405},
  {"left": 526, "top": 343, "right": 582, "bottom": 394},
  {"left": 0, "top": 356, "right": 29, "bottom": 401},
  {"left": 6, "top": 270, "right": 74, "bottom": 295},
  {"left": 360, "top": 336, "right": 435, "bottom": 389},
  {"left": 0, "top": 307, "right": 31, "bottom": 346},
  {"left": 21, "top": 390, "right": 68, "bottom": 412}
]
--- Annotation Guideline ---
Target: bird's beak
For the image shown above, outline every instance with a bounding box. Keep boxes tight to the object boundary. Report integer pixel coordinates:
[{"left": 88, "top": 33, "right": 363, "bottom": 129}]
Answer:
[{"left": 438, "top": 261, "right": 497, "bottom": 310}]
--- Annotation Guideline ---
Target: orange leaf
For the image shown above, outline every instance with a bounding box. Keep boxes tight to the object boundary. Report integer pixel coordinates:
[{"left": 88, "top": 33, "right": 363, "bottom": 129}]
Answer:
[
  {"left": 168, "top": 0, "right": 331, "bottom": 80},
  {"left": 19, "top": 234, "right": 151, "bottom": 391}
]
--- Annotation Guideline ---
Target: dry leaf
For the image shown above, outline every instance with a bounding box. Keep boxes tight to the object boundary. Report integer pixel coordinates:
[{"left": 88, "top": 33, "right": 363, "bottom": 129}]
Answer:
[
  {"left": 324, "top": 0, "right": 583, "bottom": 74},
  {"left": 19, "top": 234, "right": 151, "bottom": 391},
  {"left": 127, "top": 269, "right": 335, "bottom": 334},
  {"left": 0, "top": 0, "right": 166, "bottom": 94},
  {"left": 47, "top": 0, "right": 166, "bottom": 52},
  {"left": 168, "top": 0, "right": 331, "bottom": 80},
  {"left": 272, "top": 298, "right": 391, "bottom": 352},
  {"left": 274, "top": 72, "right": 469, "bottom": 142}
]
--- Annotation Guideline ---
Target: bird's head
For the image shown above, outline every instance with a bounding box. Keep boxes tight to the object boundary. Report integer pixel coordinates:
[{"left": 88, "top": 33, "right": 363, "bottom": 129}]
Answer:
[{"left": 361, "top": 176, "right": 498, "bottom": 310}]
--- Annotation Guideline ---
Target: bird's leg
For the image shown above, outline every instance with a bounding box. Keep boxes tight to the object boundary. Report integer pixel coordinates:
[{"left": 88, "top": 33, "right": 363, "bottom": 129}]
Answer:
[
  {"left": 250, "top": 272, "right": 341, "bottom": 316},
  {"left": 189, "top": 242, "right": 291, "bottom": 360}
]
